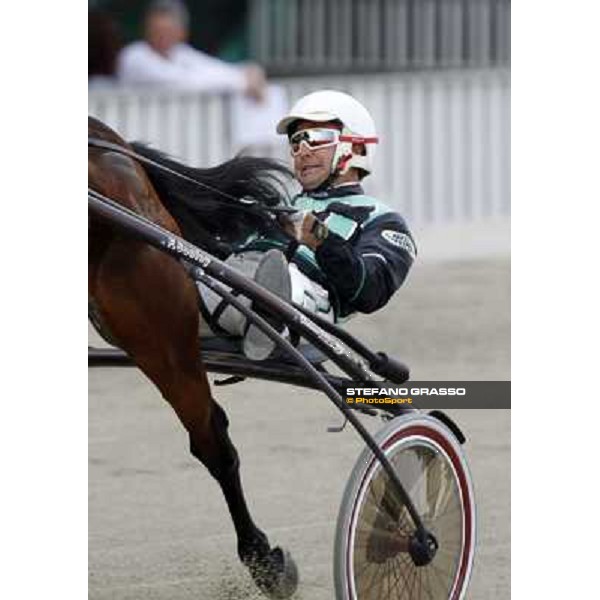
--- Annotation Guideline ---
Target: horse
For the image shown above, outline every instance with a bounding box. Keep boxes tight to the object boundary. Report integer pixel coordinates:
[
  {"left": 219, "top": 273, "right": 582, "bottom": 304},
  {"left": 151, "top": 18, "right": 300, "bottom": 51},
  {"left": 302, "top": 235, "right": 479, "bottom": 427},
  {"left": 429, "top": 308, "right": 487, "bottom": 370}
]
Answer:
[{"left": 88, "top": 115, "right": 299, "bottom": 597}]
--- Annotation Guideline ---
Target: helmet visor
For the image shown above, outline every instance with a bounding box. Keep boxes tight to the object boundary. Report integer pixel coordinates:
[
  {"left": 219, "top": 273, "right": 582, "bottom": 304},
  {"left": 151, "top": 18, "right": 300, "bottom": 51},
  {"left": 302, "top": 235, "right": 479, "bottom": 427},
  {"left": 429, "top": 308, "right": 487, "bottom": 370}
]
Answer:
[{"left": 289, "top": 128, "right": 340, "bottom": 156}]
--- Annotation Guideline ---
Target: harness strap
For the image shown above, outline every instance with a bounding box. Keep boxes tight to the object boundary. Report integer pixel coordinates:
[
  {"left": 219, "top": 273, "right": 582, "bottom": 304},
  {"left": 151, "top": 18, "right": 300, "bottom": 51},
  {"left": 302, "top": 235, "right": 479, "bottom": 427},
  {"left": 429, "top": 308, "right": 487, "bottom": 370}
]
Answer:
[
  {"left": 195, "top": 276, "right": 222, "bottom": 337},
  {"left": 210, "top": 291, "right": 244, "bottom": 336},
  {"left": 197, "top": 284, "right": 244, "bottom": 338}
]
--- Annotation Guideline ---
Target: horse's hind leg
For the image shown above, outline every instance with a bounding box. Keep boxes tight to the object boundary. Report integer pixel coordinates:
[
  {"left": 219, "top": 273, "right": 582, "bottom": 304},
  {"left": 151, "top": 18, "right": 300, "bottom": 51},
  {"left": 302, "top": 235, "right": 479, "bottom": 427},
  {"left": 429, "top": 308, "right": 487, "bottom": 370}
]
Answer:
[
  {"left": 147, "top": 352, "right": 300, "bottom": 597},
  {"left": 189, "top": 385, "right": 298, "bottom": 598},
  {"left": 138, "top": 329, "right": 300, "bottom": 599},
  {"left": 92, "top": 241, "right": 298, "bottom": 598}
]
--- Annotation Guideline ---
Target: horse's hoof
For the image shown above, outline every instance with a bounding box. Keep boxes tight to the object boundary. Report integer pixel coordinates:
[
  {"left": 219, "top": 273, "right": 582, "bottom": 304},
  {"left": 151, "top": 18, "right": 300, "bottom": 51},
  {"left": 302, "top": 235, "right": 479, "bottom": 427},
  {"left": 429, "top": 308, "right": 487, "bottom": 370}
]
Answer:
[
  {"left": 247, "top": 546, "right": 299, "bottom": 599},
  {"left": 266, "top": 548, "right": 299, "bottom": 599}
]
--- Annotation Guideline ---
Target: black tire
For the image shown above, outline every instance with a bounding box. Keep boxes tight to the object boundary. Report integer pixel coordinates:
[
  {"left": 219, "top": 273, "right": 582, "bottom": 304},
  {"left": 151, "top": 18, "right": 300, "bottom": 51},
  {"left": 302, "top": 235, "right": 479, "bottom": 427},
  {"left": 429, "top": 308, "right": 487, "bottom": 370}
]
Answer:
[{"left": 334, "top": 414, "right": 476, "bottom": 599}]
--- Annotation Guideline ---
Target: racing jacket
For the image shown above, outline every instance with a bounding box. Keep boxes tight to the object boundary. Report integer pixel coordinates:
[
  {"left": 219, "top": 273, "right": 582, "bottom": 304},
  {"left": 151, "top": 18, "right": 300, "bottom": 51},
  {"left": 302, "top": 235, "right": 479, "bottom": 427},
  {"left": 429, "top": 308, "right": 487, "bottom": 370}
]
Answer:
[{"left": 240, "top": 184, "right": 416, "bottom": 319}]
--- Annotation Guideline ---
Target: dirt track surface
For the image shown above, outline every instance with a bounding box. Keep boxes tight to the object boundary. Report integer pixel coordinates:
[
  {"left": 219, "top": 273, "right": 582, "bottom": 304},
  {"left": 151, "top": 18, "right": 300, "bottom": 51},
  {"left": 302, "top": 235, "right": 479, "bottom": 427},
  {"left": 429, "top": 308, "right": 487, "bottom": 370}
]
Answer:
[{"left": 89, "top": 258, "right": 510, "bottom": 599}]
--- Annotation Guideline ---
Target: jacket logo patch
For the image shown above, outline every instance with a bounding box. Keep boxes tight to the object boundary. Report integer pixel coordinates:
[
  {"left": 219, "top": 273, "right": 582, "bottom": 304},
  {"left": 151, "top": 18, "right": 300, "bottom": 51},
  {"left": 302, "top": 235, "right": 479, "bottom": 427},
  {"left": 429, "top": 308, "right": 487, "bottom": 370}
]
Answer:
[{"left": 381, "top": 230, "right": 416, "bottom": 259}]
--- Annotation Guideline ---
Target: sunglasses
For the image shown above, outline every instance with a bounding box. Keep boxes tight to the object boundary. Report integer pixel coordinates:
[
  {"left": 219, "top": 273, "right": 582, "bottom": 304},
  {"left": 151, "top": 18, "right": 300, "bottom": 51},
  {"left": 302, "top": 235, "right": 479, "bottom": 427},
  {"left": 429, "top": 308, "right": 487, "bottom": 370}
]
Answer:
[
  {"left": 289, "top": 128, "right": 379, "bottom": 156},
  {"left": 289, "top": 128, "right": 341, "bottom": 155}
]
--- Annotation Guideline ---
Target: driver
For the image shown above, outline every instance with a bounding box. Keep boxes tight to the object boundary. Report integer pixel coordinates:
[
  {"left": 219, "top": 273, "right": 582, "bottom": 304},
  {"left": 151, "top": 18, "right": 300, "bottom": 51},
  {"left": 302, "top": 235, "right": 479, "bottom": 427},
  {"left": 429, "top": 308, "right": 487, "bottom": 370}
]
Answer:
[{"left": 199, "top": 90, "right": 416, "bottom": 359}]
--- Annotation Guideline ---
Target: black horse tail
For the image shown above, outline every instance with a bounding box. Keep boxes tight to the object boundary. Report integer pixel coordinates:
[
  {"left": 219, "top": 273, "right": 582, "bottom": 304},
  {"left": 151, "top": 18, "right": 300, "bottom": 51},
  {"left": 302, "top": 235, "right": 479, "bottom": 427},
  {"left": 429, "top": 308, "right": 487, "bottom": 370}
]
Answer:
[{"left": 130, "top": 142, "right": 294, "bottom": 257}]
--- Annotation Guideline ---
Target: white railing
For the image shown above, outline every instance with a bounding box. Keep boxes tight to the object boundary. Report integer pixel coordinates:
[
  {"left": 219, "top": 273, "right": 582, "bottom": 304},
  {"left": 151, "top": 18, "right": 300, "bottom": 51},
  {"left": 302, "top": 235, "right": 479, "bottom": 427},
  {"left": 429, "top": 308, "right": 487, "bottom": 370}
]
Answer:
[
  {"left": 88, "top": 89, "right": 233, "bottom": 167},
  {"left": 89, "top": 69, "right": 510, "bottom": 226}
]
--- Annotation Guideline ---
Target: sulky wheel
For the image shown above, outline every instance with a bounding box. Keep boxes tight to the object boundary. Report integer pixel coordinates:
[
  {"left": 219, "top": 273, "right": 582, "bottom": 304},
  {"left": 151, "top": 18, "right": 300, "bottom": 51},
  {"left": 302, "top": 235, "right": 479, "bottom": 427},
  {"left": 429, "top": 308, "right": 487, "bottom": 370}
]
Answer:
[{"left": 334, "top": 414, "right": 476, "bottom": 599}]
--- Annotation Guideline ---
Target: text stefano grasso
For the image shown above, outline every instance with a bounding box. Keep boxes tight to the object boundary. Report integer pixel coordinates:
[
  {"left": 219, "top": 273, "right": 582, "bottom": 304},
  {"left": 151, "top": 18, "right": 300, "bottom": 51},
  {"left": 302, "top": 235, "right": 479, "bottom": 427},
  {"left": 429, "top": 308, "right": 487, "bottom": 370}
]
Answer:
[{"left": 346, "top": 387, "right": 467, "bottom": 396}]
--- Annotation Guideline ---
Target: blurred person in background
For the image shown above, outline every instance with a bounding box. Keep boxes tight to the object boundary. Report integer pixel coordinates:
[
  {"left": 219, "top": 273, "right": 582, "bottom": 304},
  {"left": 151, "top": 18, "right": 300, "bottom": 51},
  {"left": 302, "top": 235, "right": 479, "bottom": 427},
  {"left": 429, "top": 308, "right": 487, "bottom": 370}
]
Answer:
[
  {"left": 89, "top": 9, "right": 123, "bottom": 87},
  {"left": 116, "top": 0, "right": 266, "bottom": 100},
  {"left": 200, "top": 91, "right": 417, "bottom": 359}
]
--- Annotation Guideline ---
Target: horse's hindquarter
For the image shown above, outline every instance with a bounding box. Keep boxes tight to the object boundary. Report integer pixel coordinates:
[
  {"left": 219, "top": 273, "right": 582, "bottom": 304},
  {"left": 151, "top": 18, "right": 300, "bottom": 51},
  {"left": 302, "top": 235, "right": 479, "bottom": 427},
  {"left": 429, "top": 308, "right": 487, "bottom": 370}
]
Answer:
[
  {"left": 88, "top": 118, "right": 199, "bottom": 365},
  {"left": 88, "top": 117, "right": 181, "bottom": 235},
  {"left": 88, "top": 116, "right": 182, "bottom": 278}
]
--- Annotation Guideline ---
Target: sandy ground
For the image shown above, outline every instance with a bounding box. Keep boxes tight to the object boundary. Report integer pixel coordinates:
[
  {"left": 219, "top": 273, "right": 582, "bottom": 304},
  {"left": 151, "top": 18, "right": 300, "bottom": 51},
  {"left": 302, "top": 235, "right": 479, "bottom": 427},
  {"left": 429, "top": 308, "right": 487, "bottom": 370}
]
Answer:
[{"left": 89, "top": 256, "right": 510, "bottom": 599}]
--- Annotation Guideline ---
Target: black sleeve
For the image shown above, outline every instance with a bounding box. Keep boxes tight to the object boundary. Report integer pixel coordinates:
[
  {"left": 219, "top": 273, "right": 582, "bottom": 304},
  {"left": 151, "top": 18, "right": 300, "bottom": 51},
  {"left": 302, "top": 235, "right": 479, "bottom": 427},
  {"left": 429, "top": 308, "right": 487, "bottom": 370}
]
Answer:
[{"left": 314, "top": 213, "right": 416, "bottom": 317}]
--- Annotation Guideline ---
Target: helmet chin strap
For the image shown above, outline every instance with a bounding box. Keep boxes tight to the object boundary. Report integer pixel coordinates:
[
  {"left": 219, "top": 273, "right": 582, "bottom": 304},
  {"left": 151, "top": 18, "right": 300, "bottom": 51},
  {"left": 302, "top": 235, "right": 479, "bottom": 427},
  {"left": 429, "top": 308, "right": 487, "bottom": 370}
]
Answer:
[
  {"left": 335, "top": 151, "right": 354, "bottom": 176},
  {"left": 333, "top": 127, "right": 355, "bottom": 175}
]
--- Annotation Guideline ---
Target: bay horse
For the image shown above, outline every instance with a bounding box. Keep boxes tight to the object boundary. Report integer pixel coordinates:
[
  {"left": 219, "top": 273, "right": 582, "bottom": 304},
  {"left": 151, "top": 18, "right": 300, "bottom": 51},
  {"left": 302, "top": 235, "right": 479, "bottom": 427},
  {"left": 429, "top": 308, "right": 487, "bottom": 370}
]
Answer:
[{"left": 88, "top": 116, "right": 298, "bottom": 597}]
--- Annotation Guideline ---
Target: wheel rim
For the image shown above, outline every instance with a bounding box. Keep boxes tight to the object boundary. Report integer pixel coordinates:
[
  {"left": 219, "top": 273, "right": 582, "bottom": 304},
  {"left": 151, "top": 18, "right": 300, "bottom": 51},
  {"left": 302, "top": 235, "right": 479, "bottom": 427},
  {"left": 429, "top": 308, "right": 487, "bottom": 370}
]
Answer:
[{"left": 345, "top": 425, "right": 475, "bottom": 599}]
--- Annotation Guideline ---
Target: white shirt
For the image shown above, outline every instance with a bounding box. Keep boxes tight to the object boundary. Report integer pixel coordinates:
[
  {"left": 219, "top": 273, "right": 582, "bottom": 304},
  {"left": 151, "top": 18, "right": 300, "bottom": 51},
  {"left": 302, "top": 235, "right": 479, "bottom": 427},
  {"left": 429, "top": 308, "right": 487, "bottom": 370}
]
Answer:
[{"left": 116, "top": 41, "right": 247, "bottom": 93}]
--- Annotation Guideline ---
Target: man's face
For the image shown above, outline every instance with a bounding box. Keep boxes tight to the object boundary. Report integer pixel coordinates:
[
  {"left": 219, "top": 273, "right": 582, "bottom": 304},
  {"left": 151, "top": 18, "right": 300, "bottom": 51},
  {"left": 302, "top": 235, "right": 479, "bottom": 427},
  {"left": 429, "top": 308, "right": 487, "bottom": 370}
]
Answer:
[
  {"left": 145, "top": 13, "right": 186, "bottom": 55},
  {"left": 291, "top": 120, "right": 340, "bottom": 191}
]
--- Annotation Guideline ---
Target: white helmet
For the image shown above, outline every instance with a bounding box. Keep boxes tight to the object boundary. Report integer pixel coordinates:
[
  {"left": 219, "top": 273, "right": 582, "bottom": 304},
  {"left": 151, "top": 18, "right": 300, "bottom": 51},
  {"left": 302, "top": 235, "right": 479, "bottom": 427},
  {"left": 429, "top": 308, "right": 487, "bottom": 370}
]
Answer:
[{"left": 276, "top": 90, "right": 378, "bottom": 178}]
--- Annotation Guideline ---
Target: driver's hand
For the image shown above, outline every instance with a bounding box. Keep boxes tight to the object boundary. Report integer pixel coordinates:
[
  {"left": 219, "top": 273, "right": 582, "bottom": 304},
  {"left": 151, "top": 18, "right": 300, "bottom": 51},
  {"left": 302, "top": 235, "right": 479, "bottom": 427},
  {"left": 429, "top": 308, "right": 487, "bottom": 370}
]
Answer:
[{"left": 279, "top": 211, "right": 328, "bottom": 250}]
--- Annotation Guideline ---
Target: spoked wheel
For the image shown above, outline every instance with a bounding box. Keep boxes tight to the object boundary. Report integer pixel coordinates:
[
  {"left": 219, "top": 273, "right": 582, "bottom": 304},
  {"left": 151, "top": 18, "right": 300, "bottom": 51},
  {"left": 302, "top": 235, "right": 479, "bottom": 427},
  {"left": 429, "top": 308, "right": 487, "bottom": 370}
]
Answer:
[{"left": 334, "top": 414, "right": 476, "bottom": 600}]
